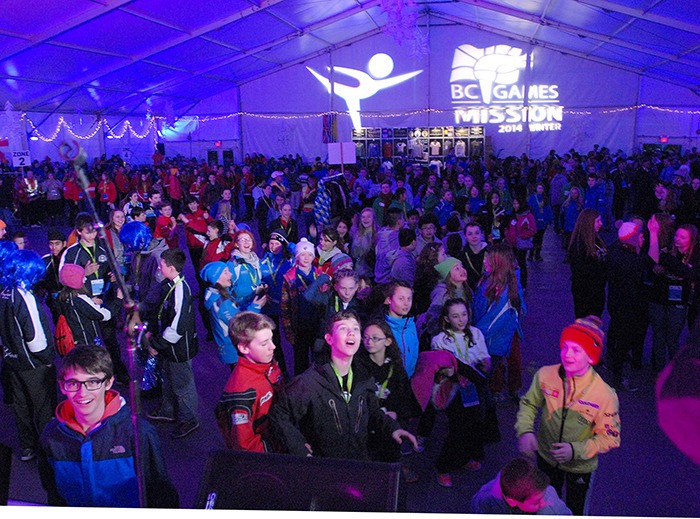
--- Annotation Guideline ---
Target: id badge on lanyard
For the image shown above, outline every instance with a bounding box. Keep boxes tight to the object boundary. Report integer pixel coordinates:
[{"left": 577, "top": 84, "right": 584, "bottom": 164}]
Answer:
[{"left": 91, "top": 278, "right": 105, "bottom": 296}]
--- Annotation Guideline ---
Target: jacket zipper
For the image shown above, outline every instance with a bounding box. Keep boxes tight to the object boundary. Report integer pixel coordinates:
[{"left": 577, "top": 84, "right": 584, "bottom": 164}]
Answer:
[
  {"left": 328, "top": 399, "right": 342, "bottom": 434},
  {"left": 355, "top": 396, "right": 364, "bottom": 433},
  {"left": 556, "top": 372, "right": 569, "bottom": 467}
]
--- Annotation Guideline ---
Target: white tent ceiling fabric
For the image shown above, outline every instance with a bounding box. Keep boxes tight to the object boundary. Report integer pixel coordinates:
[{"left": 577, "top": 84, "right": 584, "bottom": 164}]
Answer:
[
  {"left": 1, "top": 0, "right": 699, "bottom": 116},
  {"left": 1, "top": 0, "right": 699, "bottom": 160}
]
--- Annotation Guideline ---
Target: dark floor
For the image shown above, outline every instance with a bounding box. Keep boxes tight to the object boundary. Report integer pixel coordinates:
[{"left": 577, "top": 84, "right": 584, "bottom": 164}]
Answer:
[{"left": 1, "top": 224, "right": 700, "bottom": 516}]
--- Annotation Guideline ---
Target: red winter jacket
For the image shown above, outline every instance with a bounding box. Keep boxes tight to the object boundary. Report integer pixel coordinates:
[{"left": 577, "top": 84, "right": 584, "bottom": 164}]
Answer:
[
  {"left": 183, "top": 209, "right": 212, "bottom": 249},
  {"left": 215, "top": 357, "right": 282, "bottom": 452}
]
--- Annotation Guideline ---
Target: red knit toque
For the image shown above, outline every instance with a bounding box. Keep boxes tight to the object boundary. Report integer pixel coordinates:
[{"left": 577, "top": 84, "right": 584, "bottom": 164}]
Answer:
[{"left": 560, "top": 316, "right": 605, "bottom": 365}]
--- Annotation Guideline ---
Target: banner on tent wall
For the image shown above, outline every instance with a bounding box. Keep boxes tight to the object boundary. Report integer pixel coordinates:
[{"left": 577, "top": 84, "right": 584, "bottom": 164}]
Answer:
[
  {"left": 449, "top": 44, "right": 562, "bottom": 134},
  {"left": 239, "top": 27, "right": 689, "bottom": 158}
]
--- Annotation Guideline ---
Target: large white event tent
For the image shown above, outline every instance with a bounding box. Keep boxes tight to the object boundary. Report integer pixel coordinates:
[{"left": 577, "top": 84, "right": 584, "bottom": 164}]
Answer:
[{"left": 1, "top": 0, "right": 699, "bottom": 165}]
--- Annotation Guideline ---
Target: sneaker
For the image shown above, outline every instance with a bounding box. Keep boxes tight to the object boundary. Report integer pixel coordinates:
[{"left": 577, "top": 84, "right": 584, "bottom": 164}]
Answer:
[
  {"left": 170, "top": 419, "right": 200, "bottom": 439},
  {"left": 414, "top": 435, "right": 428, "bottom": 453},
  {"left": 20, "top": 448, "right": 36, "bottom": 462},
  {"left": 464, "top": 460, "right": 482, "bottom": 471},
  {"left": 436, "top": 473, "right": 453, "bottom": 488},
  {"left": 146, "top": 409, "right": 175, "bottom": 423}
]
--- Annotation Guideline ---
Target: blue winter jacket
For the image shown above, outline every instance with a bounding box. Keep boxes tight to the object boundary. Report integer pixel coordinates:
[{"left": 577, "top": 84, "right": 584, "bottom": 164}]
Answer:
[
  {"left": 563, "top": 202, "right": 583, "bottom": 232},
  {"left": 528, "top": 193, "right": 554, "bottom": 230},
  {"left": 260, "top": 249, "right": 294, "bottom": 317},
  {"left": 584, "top": 184, "right": 608, "bottom": 223},
  {"left": 472, "top": 277, "right": 526, "bottom": 358},
  {"left": 227, "top": 250, "right": 263, "bottom": 310},
  {"left": 40, "top": 392, "right": 178, "bottom": 508},
  {"left": 204, "top": 286, "right": 261, "bottom": 365},
  {"left": 385, "top": 313, "right": 419, "bottom": 378},
  {"left": 434, "top": 200, "right": 455, "bottom": 227}
]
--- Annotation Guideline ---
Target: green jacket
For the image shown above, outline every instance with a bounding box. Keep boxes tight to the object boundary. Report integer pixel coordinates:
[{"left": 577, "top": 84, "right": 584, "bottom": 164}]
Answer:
[{"left": 515, "top": 364, "right": 620, "bottom": 474}]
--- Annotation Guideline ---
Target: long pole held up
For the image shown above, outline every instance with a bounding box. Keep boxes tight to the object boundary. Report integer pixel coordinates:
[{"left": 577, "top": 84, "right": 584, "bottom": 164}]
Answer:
[{"left": 58, "top": 140, "right": 148, "bottom": 508}]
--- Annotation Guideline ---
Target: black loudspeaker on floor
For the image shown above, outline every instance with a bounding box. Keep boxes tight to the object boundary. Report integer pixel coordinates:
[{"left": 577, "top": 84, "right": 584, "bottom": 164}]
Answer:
[{"left": 195, "top": 449, "right": 400, "bottom": 512}]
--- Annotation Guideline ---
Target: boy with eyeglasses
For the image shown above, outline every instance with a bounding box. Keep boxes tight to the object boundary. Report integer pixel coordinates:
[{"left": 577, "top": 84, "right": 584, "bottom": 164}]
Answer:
[
  {"left": 40, "top": 345, "right": 179, "bottom": 508},
  {"left": 59, "top": 212, "right": 130, "bottom": 386}
]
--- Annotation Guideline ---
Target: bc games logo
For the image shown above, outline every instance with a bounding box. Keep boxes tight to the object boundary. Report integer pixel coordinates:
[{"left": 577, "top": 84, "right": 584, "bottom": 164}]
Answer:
[{"left": 450, "top": 44, "right": 562, "bottom": 132}]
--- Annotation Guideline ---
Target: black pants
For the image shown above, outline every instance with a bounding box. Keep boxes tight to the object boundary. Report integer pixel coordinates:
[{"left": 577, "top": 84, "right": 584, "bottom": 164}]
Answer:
[
  {"left": 103, "top": 317, "right": 131, "bottom": 384},
  {"left": 572, "top": 281, "right": 606, "bottom": 319},
  {"left": 552, "top": 205, "right": 562, "bottom": 233},
  {"left": 607, "top": 310, "right": 647, "bottom": 379},
  {"left": 537, "top": 454, "right": 594, "bottom": 516},
  {"left": 10, "top": 365, "right": 57, "bottom": 451},
  {"left": 45, "top": 199, "right": 64, "bottom": 225},
  {"left": 514, "top": 247, "right": 528, "bottom": 289},
  {"left": 243, "top": 195, "right": 255, "bottom": 220},
  {"left": 435, "top": 396, "right": 484, "bottom": 473},
  {"left": 531, "top": 229, "right": 546, "bottom": 259}
]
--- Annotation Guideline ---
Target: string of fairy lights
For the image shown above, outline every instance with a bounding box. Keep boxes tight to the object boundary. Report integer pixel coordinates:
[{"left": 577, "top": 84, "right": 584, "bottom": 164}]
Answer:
[{"left": 17, "top": 104, "right": 700, "bottom": 144}]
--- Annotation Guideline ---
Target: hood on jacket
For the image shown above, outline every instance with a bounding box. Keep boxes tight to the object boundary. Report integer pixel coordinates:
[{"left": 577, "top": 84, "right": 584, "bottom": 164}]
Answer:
[
  {"left": 386, "top": 248, "right": 412, "bottom": 264},
  {"left": 376, "top": 228, "right": 399, "bottom": 257},
  {"left": 203, "top": 285, "right": 230, "bottom": 311},
  {"left": 56, "top": 389, "right": 124, "bottom": 436},
  {"left": 140, "top": 237, "right": 169, "bottom": 256}
]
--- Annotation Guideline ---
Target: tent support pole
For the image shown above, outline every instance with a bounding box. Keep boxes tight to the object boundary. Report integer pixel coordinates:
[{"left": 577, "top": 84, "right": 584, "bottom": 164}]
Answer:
[{"left": 633, "top": 74, "right": 641, "bottom": 151}]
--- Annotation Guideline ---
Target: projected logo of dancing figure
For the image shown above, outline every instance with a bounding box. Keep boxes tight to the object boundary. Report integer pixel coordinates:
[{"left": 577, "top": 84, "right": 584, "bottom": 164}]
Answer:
[{"left": 307, "top": 53, "right": 422, "bottom": 130}]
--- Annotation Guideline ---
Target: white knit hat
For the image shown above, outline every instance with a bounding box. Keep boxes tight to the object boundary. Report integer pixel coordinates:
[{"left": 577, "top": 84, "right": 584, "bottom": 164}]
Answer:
[{"left": 295, "top": 238, "right": 315, "bottom": 257}]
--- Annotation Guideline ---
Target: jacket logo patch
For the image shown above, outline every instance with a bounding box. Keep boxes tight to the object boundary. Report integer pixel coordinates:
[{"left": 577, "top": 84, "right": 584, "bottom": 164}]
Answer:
[
  {"left": 232, "top": 412, "right": 249, "bottom": 425},
  {"left": 260, "top": 391, "right": 273, "bottom": 406},
  {"left": 110, "top": 445, "right": 126, "bottom": 454},
  {"left": 541, "top": 385, "right": 559, "bottom": 398},
  {"left": 604, "top": 424, "right": 619, "bottom": 437}
]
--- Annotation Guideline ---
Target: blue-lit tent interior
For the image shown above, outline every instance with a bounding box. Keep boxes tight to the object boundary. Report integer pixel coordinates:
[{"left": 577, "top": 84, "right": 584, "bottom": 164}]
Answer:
[{"left": 1, "top": 0, "right": 699, "bottom": 163}]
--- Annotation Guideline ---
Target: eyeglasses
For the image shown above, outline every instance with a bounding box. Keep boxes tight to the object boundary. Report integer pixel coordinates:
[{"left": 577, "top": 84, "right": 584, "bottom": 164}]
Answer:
[
  {"left": 61, "top": 377, "right": 108, "bottom": 392},
  {"left": 363, "top": 336, "right": 386, "bottom": 343}
]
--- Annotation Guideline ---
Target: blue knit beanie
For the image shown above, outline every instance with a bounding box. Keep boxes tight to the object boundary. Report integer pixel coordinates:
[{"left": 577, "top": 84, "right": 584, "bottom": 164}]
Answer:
[{"left": 200, "top": 261, "right": 227, "bottom": 286}]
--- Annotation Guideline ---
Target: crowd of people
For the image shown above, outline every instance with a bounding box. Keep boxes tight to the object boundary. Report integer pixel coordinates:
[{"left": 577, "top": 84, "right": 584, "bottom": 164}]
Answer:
[{"left": 1, "top": 142, "right": 699, "bottom": 512}]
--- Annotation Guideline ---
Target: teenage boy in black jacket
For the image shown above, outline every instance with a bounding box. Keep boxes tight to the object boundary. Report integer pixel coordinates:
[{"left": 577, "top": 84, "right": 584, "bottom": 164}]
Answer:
[
  {"left": 269, "top": 309, "right": 417, "bottom": 460},
  {"left": 145, "top": 248, "right": 200, "bottom": 439}
]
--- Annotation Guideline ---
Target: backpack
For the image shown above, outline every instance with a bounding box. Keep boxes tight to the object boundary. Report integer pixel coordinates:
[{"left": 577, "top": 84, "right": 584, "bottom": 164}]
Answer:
[{"left": 55, "top": 315, "right": 75, "bottom": 357}]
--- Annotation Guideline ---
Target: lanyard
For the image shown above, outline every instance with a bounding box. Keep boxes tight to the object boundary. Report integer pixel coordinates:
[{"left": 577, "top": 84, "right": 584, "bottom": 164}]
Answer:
[
  {"left": 240, "top": 262, "right": 260, "bottom": 286},
  {"left": 447, "top": 330, "right": 469, "bottom": 360},
  {"left": 465, "top": 248, "right": 484, "bottom": 278},
  {"left": 158, "top": 276, "right": 183, "bottom": 320},
  {"left": 265, "top": 256, "right": 283, "bottom": 286},
  {"left": 377, "top": 363, "right": 394, "bottom": 400},
  {"left": 80, "top": 242, "right": 99, "bottom": 279},
  {"left": 331, "top": 364, "right": 353, "bottom": 403},
  {"left": 296, "top": 268, "right": 315, "bottom": 289}
]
